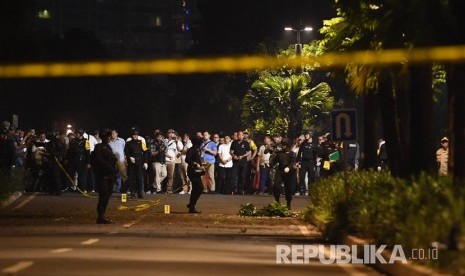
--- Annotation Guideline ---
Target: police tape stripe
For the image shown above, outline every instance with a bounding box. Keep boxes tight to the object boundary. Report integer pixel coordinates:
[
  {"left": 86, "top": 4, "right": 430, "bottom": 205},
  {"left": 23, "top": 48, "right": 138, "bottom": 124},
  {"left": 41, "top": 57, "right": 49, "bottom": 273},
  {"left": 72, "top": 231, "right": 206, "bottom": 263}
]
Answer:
[
  {"left": 2, "top": 45, "right": 465, "bottom": 78},
  {"left": 53, "top": 156, "right": 188, "bottom": 211},
  {"left": 54, "top": 156, "right": 97, "bottom": 199}
]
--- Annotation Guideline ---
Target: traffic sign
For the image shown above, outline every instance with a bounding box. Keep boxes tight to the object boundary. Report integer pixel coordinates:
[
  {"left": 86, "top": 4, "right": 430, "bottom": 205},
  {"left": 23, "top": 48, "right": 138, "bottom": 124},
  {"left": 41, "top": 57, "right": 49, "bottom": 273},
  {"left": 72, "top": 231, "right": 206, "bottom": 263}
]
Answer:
[{"left": 331, "top": 109, "right": 357, "bottom": 141}]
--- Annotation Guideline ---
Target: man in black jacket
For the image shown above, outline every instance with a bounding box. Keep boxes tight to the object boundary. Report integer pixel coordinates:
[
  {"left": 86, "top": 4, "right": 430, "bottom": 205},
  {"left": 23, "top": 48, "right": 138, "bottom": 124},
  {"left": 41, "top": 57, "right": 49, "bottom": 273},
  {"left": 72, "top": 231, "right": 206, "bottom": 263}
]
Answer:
[
  {"left": 66, "top": 128, "right": 90, "bottom": 191},
  {"left": 92, "top": 130, "right": 117, "bottom": 224},
  {"left": 46, "top": 131, "right": 66, "bottom": 196},
  {"left": 125, "top": 129, "right": 148, "bottom": 199},
  {"left": 271, "top": 138, "right": 296, "bottom": 209},
  {"left": 296, "top": 131, "right": 317, "bottom": 195}
]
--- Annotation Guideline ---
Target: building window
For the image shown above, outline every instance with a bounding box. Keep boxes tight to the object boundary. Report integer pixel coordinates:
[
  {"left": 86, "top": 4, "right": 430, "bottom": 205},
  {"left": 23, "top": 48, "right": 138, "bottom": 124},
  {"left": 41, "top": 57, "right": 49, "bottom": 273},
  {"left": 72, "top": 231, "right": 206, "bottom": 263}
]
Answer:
[
  {"left": 38, "top": 9, "right": 51, "bottom": 19},
  {"left": 151, "top": 16, "right": 162, "bottom": 28}
]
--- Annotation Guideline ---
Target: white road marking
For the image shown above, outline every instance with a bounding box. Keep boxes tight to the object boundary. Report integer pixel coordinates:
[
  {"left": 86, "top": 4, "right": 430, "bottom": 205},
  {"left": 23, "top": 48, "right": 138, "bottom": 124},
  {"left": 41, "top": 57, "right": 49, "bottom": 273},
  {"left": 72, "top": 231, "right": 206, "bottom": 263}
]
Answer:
[
  {"left": 11, "top": 195, "right": 36, "bottom": 211},
  {"left": 81, "top": 239, "right": 99, "bottom": 245},
  {"left": 2, "top": 261, "right": 34, "bottom": 274},
  {"left": 50, "top": 248, "right": 73, "bottom": 253}
]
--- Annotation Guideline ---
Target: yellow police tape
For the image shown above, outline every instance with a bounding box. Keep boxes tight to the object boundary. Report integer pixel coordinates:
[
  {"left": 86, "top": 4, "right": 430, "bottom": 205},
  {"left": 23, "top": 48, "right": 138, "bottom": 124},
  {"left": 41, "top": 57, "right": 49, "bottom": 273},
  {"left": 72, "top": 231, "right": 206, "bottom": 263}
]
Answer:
[
  {"left": 2, "top": 45, "right": 465, "bottom": 78},
  {"left": 54, "top": 156, "right": 187, "bottom": 212}
]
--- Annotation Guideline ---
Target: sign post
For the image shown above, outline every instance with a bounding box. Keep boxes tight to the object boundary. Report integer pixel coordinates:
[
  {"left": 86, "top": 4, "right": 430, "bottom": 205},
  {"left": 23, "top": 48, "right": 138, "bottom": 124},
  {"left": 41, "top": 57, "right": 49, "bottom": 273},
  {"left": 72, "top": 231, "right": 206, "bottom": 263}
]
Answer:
[{"left": 331, "top": 109, "right": 357, "bottom": 199}]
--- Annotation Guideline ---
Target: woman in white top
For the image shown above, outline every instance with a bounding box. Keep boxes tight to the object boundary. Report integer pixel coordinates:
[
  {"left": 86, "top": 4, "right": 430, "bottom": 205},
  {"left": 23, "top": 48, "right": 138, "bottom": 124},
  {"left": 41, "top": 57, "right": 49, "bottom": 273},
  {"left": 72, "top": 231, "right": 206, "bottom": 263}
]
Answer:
[{"left": 217, "top": 135, "right": 233, "bottom": 194}]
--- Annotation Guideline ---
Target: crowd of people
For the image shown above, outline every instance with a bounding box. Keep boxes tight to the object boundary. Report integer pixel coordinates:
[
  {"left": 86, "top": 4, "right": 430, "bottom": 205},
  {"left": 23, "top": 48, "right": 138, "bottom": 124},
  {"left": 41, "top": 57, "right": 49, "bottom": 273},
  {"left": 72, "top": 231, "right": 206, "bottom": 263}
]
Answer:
[
  {"left": 0, "top": 119, "right": 370, "bottom": 207},
  {"left": 0, "top": 119, "right": 451, "bottom": 222}
]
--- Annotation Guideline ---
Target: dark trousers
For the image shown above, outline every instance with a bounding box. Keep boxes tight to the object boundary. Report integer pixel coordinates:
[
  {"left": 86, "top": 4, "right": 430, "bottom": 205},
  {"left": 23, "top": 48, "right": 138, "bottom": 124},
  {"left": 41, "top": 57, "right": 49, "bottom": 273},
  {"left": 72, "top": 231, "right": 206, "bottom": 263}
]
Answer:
[
  {"left": 231, "top": 161, "right": 247, "bottom": 194},
  {"left": 273, "top": 171, "right": 294, "bottom": 207},
  {"left": 188, "top": 173, "right": 203, "bottom": 210},
  {"left": 259, "top": 166, "right": 269, "bottom": 193},
  {"left": 299, "top": 161, "right": 315, "bottom": 193},
  {"left": 49, "top": 159, "right": 62, "bottom": 195},
  {"left": 127, "top": 162, "right": 143, "bottom": 196},
  {"left": 97, "top": 176, "right": 114, "bottom": 219},
  {"left": 217, "top": 166, "right": 232, "bottom": 194}
]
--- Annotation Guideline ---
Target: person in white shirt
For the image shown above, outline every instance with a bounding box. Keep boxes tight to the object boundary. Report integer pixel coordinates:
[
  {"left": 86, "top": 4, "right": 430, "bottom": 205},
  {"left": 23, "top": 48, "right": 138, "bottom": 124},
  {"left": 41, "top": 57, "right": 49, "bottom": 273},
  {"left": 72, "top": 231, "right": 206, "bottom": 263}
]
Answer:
[
  {"left": 165, "top": 129, "right": 178, "bottom": 193},
  {"left": 257, "top": 134, "right": 272, "bottom": 195},
  {"left": 179, "top": 133, "right": 192, "bottom": 194},
  {"left": 217, "top": 135, "right": 233, "bottom": 194},
  {"left": 109, "top": 129, "right": 127, "bottom": 193}
]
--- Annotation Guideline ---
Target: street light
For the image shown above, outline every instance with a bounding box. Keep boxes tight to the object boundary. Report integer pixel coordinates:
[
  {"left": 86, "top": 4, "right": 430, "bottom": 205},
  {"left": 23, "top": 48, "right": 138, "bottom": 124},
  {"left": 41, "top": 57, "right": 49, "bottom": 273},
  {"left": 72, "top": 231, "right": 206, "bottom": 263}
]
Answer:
[{"left": 284, "top": 25, "right": 313, "bottom": 72}]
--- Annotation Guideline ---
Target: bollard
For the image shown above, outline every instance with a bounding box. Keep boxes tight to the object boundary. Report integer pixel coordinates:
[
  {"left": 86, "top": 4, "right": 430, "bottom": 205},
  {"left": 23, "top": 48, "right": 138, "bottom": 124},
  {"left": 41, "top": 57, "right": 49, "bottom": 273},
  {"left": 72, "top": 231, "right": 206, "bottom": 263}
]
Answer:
[
  {"left": 164, "top": 205, "right": 170, "bottom": 214},
  {"left": 121, "top": 193, "right": 127, "bottom": 203}
]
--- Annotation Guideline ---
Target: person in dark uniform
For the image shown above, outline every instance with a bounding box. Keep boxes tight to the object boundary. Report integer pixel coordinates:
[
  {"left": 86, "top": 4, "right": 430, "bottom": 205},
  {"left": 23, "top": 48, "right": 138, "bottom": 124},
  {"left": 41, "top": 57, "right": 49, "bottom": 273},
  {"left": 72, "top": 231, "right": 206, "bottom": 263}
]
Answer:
[
  {"left": 46, "top": 131, "right": 66, "bottom": 196},
  {"left": 0, "top": 129, "right": 15, "bottom": 174},
  {"left": 66, "top": 128, "right": 90, "bottom": 191},
  {"left": 92, "top": 130, "right": 117, "bottom": 224},
  {"left": 124, "top": 128, "right": 148, "bottom": 199},
  {"left": 318, "top": 133, "right": 339, "bottom": 178},
  {"left": 344, "top": 141, "right": 360, "bottom": 171},
  {"left": 271, "top": 138, "right": 296, "bottom": 209},
  {"left": 230, "top": 131, "right": 251, "bottom": 195},
  {"left": 296, "top": 131, "right": 317, "bottom": 195},
  {"left": 186, "top": 137, "right": 204, "bottom": 213}
]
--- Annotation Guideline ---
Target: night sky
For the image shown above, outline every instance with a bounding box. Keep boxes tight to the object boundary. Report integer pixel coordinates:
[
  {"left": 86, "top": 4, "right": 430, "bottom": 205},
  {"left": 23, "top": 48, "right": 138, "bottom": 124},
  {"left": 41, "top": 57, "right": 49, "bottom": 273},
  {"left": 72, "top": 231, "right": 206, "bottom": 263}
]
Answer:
[{"left": 0, "top": 0, "right": 334, "bottom": 136}]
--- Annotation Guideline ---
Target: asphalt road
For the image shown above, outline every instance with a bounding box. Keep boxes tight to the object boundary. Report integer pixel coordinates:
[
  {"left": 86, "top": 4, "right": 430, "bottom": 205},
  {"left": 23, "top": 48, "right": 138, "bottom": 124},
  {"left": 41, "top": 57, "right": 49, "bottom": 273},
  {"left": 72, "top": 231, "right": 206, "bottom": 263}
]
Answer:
[{"left": 0, "top": 193, "right": 382, "bottom": 275}]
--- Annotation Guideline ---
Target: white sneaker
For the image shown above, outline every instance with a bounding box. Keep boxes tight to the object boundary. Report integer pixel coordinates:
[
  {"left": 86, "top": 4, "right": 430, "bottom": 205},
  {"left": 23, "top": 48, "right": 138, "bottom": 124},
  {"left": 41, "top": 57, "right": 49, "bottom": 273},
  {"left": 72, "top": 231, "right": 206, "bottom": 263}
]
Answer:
[
  {"left": 146, "top": 191, "right": 152, "bottom": 195},
  {"left": 295, "top": 192, "right": 300, "bottom": 196},
  {"left": 188, "top": 191, "right": 191, "bottom": 194},
  {"left": 179, "top": 191, "right": 186, "bottom": 195}
]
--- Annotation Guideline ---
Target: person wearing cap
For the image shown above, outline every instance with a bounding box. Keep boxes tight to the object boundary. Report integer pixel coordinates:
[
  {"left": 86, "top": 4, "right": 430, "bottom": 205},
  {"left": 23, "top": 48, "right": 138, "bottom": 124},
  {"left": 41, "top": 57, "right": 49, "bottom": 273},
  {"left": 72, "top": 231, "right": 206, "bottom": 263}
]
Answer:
[
  {"left": 66, "top": 128, "right": 91, "bottom": 191},
  {"left": 270, "top": 138, "right": 296, "bottom": 209},
  {"left": 126, "top": 127, "right": 147, "bottom": 144},
  {"left": 436, "top": 137, "right": 449, "bottom": 176},
  {"left": 92, "top": 129, "right": 117, "bottom": 224},
  {"left": 165, "top": 129, "right": 179, "bottom": 194},
  {"left": 297, "top": 131, "right": 317, "bottom": 196},
  {"left": 124, "top": 128, "right": 148, "bottom": 199}
]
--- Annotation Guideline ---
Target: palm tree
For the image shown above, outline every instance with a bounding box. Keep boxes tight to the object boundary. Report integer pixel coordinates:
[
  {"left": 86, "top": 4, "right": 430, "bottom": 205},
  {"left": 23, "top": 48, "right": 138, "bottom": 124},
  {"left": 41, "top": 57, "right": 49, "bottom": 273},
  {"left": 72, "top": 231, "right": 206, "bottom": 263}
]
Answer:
[{"left": 242, "top": 72, "right": 333, "bottom": 138}]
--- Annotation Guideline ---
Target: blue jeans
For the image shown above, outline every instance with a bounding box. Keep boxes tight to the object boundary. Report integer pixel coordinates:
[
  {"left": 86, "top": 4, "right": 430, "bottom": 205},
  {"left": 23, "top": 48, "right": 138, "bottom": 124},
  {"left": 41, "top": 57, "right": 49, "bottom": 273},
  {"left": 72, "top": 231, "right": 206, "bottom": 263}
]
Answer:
[{"left": 259, "top": 166, "right": 269, "bottom": 193}]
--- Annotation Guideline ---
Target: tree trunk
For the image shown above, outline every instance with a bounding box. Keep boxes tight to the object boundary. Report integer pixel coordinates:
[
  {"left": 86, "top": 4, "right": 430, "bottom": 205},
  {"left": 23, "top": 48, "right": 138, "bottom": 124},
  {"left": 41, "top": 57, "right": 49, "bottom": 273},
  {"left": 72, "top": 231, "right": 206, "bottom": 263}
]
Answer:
[
  {"left": 287, "top": 90, "right": 302, "bottom": 139},
  {"left": 448, "top": 64, "right": 465, "bottom": 182},
  {"left": 362, "top": 92, "right": 379, "bottom": 170},
  {"left": 378, "top": 72, "right": 408, "bottom": 178},
  {"left": 409, "top": 65, "right": 436, "bottom": 175}
]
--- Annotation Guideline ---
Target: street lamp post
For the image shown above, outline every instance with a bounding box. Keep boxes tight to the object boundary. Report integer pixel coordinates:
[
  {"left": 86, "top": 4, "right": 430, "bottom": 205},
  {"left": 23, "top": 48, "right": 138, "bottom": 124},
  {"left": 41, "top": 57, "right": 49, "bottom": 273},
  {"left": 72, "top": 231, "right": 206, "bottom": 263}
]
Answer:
[{"left": 284, "top": 26, "right": 313, "bottom": 72}]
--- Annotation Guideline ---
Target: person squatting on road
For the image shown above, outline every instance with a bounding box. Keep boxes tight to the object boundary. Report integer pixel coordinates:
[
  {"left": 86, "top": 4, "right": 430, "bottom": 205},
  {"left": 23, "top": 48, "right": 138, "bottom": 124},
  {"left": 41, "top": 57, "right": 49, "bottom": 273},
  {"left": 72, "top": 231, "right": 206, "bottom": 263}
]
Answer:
[
  {"left": 92, "top": 130, "right": 117, "bottom": 224},
  {"left": 271, "top": 138, "right": 296, "bottom": 209}
]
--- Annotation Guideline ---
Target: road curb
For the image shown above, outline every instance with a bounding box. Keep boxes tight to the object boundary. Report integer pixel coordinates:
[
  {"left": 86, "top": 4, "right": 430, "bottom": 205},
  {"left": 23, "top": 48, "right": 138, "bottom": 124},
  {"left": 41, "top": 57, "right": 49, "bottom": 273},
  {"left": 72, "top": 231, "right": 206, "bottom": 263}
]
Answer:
[
  {"left": 343, "top": 235, "right": 444, "bottom": 276},
  {"left": 0, "top": 191, "right": 23, "bottom": 208}
]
